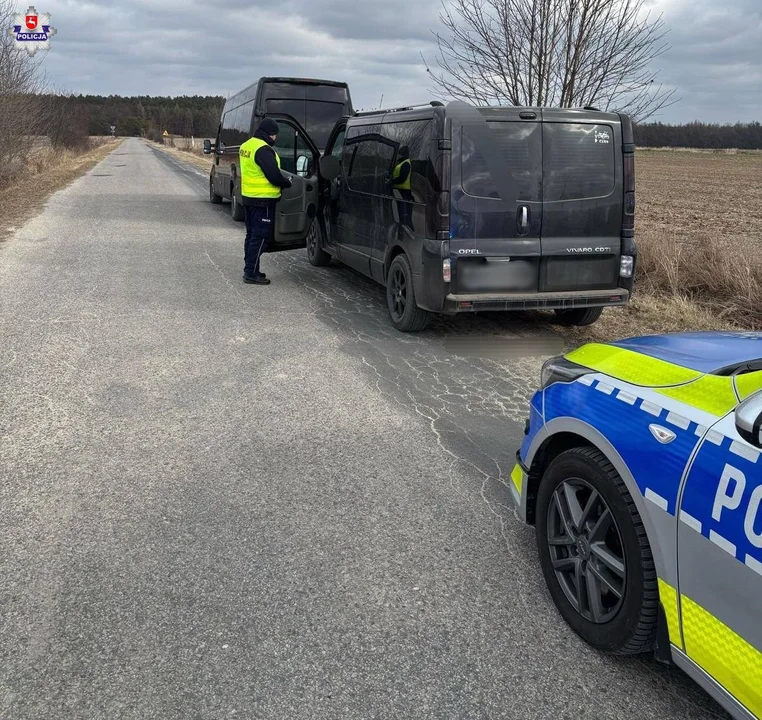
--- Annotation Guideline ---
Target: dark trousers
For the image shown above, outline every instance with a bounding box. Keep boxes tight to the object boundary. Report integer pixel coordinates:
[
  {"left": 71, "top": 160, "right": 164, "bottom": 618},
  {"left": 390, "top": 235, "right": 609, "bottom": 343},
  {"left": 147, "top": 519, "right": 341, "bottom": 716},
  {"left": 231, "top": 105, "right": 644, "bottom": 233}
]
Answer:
[
  {"left": 244, "top": 203, "right": 275, "bottom": 278},
  {"left": 395, "top": 190, "right": 414, "bottom": 237}
]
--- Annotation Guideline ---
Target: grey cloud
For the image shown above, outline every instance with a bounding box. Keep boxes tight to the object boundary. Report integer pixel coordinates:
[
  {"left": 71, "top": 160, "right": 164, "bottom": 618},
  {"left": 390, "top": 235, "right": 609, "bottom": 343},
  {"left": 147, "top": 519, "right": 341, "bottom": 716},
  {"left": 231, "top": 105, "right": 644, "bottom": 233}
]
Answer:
[{"left": 37, "top": 0, "right": 762, "bottom": 122}]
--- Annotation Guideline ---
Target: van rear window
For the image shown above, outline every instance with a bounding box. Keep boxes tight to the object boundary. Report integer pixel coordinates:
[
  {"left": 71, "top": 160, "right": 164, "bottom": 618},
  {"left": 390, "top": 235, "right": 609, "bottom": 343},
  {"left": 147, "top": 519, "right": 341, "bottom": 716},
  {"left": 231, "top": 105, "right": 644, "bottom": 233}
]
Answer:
[
  {"left": 461, "top": 122, "right": 542, "bottom": 202},
  {"left": 265, "top": 99, "right": 346, "bottom": 150},
  {"left": 543, "top": 123, "right": 615, "bottom": 202}
]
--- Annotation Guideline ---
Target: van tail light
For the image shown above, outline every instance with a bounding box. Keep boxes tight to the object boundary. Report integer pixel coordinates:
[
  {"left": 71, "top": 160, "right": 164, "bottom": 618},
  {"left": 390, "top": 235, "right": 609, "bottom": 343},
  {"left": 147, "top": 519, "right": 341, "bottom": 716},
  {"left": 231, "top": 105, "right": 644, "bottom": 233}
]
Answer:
[
  {"left": 622, "top": 153, "right": 635, "bottom": 231},
  {"left": 443, "top": 259, "right": 452, "bottom": 283}
]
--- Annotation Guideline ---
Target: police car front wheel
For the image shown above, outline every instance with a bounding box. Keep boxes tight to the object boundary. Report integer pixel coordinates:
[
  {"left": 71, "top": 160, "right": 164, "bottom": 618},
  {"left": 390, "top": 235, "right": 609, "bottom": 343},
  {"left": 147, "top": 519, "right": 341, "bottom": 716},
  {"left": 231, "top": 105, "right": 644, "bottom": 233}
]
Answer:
[{"left": 536, "top": 446, "right": 659, "bottom": 655}]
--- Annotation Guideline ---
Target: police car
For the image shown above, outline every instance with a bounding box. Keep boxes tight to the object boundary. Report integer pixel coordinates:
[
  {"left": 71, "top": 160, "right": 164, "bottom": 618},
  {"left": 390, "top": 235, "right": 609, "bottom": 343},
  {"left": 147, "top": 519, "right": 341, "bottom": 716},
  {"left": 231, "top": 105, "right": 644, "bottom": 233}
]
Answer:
[{"left": 511, "top": 332, "right": 762, "bottom": 720}]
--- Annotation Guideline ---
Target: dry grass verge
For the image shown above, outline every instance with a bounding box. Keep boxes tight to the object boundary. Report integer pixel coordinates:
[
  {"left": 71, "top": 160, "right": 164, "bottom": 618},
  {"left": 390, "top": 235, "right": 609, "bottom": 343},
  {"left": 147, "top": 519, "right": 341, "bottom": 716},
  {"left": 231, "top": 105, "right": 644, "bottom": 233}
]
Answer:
[
  {"left": 149, "top": 141, "right": 214, "bottom": 175},
  {"left": 1, "top": 137, "right": 123, "bottom": 243}
]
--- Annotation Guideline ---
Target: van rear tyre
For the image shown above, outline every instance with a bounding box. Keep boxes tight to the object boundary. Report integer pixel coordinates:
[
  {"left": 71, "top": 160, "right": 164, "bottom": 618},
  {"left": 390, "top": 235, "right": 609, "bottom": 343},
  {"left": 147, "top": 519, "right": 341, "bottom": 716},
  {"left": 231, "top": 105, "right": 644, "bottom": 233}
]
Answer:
[
  {"left": 553, "top": 307, "right": 603, "bottom": 327},
  {"left": 386, "top": 254, "right": 429, "bottom": 332}
]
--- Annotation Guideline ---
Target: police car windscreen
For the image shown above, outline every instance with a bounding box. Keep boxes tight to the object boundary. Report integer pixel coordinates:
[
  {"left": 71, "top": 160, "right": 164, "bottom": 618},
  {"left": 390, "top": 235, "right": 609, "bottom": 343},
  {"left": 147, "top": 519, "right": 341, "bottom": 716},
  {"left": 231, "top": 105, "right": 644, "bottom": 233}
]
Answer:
[{"left": 265, "top": 99, "right": 346, "bottom": 151}]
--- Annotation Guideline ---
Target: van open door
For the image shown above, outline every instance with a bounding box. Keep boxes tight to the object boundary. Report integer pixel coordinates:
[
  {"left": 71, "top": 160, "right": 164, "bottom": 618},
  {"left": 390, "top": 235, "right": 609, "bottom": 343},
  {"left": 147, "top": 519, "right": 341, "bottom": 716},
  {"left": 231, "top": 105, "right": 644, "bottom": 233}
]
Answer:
[{"left": 263, "top": 114, "right": 322, "bottom": 253}]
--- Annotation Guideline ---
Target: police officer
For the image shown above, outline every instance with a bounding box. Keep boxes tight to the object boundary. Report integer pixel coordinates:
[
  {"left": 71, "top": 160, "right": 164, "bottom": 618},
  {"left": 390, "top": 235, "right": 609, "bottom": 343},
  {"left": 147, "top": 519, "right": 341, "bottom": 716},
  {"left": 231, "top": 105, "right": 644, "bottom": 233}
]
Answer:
[
  {"left": 391, "top": 145, "right": 414, "bottom": 234},
  {"left": 239, "top": 117, "right": 293, "bottom": 285}
]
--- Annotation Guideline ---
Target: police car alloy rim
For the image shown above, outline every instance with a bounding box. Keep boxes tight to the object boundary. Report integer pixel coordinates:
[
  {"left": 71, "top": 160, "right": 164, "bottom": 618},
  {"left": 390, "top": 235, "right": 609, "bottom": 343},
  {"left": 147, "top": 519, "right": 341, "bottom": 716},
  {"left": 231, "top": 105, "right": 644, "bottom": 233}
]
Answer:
[{"left": 546, "top": 477, "right": 626, "bottom": 624}]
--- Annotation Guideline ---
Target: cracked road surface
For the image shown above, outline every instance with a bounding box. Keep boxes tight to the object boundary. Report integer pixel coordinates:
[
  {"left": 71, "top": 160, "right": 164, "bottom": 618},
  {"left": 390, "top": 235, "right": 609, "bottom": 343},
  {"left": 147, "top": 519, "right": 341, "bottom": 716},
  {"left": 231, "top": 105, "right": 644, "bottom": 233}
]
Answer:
[{"left": 0, "top": 138, "right": 727, "bottom": 719}]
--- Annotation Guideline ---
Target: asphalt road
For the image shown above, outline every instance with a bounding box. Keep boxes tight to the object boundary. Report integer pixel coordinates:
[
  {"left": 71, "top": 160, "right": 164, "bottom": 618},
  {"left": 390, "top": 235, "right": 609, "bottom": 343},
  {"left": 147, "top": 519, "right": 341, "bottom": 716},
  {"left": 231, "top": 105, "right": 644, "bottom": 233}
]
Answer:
[{"left": 0, "top": 138, "right": 727, "bottom": 719}]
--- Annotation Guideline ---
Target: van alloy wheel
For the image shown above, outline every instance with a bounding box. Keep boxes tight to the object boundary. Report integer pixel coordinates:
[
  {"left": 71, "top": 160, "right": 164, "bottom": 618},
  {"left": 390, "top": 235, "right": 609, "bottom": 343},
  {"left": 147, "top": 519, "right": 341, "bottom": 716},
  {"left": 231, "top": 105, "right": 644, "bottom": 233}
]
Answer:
[
  {"left": 385, "top": 254, "right": 429, "bottom": 332},
  {"left": 546, "top": 477, "right": 626, "bottom": 624},
  {"left": 389, "top": 265, "right": 407, "bottom": 321}
]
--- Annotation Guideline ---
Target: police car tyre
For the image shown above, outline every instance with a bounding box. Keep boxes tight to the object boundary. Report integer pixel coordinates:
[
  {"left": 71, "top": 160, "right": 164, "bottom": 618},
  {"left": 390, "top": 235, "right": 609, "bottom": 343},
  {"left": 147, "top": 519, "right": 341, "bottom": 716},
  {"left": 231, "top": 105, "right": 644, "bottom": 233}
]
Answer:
[
  {"left": 210, "top": 177, "right": 222, "bottom": 204},
  {"left": 386, "top": 254, "right": 429, "bottom": 332},
  {"left": 306, "top": 218, "right": 331, "bottom": 267},
  {"left": 553, "top": 307, "right": 603, "bottom": 326},
  {"left": 230, "top": 186, "right": 244, "bottom": 222},
  {"left": 536, "top": 447, "right": 659, "bottom": 655}
]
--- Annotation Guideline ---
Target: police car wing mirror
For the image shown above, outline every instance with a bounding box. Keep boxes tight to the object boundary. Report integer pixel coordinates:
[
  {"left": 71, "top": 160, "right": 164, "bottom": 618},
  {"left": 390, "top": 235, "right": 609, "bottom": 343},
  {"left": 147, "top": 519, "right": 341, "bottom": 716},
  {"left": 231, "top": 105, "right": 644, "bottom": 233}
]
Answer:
[
  {"left": 319, "top": 155, "right": 341, "bottom": 181},
  {"left": 735, "top": 392, "right": 762, "bottom": 448},
  {"left": 203, "top": 139, "right": 213, "bottom": 155}
]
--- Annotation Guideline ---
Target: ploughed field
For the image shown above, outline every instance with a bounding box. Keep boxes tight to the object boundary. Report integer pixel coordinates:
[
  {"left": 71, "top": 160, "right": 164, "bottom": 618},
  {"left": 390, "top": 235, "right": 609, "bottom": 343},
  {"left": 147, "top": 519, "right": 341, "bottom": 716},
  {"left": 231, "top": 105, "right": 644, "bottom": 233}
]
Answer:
[
  {"left": 570, "top": 148, "right": 762, "bottom": 341},
  {"left": 636, "top": 149, "right": 762, "bottom": 258}
]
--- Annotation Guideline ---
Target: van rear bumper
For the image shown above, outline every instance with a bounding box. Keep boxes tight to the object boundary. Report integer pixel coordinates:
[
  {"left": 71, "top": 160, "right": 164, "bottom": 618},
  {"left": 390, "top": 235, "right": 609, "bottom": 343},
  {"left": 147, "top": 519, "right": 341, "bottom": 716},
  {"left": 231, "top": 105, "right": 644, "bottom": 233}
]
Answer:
[{"left": 441, "top": 288, "right": 630, "bottom": 314}]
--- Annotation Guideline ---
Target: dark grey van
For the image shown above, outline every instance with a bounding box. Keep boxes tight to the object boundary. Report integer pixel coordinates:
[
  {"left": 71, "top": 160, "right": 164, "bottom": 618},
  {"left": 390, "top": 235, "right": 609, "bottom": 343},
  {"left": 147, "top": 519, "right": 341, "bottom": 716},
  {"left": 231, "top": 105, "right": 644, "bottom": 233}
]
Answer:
[
  {"left": 207, "top": 96, "right": 637, "bottom": 332},
  {"left": 204, "top": 77, "right": 353, "bottom": 222},
  {"left": 310, "top": 101, "right": 636, "bottom": 331}
]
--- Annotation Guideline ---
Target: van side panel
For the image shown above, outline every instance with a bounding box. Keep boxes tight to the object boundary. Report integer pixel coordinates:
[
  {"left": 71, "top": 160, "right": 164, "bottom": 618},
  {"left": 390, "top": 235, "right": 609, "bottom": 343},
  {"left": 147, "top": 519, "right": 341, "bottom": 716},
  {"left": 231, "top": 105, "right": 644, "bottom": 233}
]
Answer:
[
  {"left": 539, "top": 110, "right": 623, "bottom": 293},
  {"left": 373, "top": 115, "right": 439, "bottom": 288}
]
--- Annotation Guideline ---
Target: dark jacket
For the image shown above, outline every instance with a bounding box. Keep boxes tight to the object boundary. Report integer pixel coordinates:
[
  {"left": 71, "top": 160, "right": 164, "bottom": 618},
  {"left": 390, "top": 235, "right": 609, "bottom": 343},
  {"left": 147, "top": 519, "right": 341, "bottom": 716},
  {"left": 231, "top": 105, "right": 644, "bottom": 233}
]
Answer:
[{"left": 242, "top": 129, "right": 292, "bottom": 207}]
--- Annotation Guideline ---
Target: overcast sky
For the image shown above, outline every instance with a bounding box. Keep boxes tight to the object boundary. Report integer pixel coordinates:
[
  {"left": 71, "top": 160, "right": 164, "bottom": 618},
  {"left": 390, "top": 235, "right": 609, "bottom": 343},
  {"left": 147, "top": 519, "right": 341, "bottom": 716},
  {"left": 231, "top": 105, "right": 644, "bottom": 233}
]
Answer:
[{"left": 33, "top": 0, "right": 762, "bottom": 123}]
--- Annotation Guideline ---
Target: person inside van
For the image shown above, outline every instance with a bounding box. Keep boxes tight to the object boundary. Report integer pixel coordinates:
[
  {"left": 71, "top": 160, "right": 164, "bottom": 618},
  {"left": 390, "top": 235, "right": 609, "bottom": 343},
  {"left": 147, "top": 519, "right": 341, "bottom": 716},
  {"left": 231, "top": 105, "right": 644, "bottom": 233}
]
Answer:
[{"left": 391, "top": 145, "right": 414, "bottom": 235}]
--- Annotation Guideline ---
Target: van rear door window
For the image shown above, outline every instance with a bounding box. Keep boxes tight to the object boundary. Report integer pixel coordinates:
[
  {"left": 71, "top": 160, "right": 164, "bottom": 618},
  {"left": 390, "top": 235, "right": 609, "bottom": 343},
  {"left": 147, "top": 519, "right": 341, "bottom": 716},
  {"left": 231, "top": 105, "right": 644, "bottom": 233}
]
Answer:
[
  {"left": 543, "top": 123, "right": 615, "bottom": 201},
  {"left": 461, "top": 122, "right": 541, "bottom": 201}
]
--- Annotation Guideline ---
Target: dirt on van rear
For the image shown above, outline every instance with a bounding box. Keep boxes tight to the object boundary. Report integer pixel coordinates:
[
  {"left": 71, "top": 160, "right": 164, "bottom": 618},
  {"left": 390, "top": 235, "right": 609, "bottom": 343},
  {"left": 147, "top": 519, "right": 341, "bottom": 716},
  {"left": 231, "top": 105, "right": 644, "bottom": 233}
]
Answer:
[{"left": 560, "top": 149, "right": 762, "bottom": 347}]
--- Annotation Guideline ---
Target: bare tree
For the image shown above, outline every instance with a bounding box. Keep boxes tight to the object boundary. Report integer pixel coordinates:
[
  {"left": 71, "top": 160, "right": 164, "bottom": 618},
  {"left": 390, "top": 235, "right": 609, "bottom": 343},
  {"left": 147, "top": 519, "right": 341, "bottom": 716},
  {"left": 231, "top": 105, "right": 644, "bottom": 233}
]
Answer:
[
  {"left": 429, "top": 0, "right": 679, "bottom": 122},
  {"left": 0, "top": 0, "right": 50, "bottom": 182}
]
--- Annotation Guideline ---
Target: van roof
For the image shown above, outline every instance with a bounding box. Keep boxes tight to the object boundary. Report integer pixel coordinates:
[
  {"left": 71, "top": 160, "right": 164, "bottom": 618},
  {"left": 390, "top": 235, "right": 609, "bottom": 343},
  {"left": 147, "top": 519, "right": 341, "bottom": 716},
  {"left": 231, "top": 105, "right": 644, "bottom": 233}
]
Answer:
[{"left": 259, "top": 77, "right": 350, "bottom": 88}]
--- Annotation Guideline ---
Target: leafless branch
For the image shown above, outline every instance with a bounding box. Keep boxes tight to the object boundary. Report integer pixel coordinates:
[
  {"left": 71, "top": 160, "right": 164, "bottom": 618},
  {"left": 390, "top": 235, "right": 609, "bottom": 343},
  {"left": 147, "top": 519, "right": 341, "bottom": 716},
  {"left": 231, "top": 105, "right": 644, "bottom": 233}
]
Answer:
[{"left": 429, "top": 0, "right": 679, "bottom": 121}]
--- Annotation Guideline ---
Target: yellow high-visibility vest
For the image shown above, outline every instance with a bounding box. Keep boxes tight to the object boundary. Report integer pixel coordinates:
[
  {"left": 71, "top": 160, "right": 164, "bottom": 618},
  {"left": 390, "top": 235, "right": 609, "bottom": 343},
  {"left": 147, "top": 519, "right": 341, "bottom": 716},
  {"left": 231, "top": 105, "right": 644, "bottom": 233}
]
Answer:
[
  {"left": 240, "top": 137, "right": 282, "bottom": 199},
  {"left": 392, "top": 158, "right": 411, "bottom": 190}
]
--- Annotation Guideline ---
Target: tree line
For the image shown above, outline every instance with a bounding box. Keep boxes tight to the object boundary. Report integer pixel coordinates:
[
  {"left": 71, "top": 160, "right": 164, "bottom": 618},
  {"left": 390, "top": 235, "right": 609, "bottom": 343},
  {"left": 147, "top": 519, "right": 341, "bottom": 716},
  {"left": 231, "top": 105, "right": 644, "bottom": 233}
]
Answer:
[
  {"left": 70, "top": 94, "right": 225, "bottom": 140},
  {"left": 633, "top": 121, "right": 762, "bottom": 150},
  {"left": 60, "top": 94, "right": 762, "bottom": 150}
]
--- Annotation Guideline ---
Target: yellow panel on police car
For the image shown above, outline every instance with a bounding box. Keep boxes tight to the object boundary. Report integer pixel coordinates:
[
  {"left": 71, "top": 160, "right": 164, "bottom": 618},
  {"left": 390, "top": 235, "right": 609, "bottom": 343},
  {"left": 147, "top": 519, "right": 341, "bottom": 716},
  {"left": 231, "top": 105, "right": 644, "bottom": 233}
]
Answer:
[
  {"left": 657, "top": 579, "right": 682, "bottom": 648},
  {"left": 565, "top": 344, "right": 702, "bottom": 388},
  {"left": 736, "top": 370, "right": 762, "bottom": 402},
  {"left": 656, "top": 375, "right": 738, "bottom": 417},
  {"left": 682, "top": 594, "right": 762, "bottom": 717},
  {"left": 511, "top": 464, "right": 523, "bottom": 494}
]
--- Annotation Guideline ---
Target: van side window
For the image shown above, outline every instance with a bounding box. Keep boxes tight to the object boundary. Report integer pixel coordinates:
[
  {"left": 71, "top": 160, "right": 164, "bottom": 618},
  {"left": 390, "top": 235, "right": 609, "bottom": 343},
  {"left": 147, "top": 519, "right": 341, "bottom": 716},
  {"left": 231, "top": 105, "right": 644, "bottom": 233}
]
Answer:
[
  {"left": 461, "top": 123, "right": 541, "bottom": 201},
  {"left": 379, "top": 120, "right": 433, "bottom": 201},
  {"left": 346, "top": 132, "right": 395, "bottom": 195},
  {"left": 543, "top": 123, "right": 615, "bottom": 202},
  {"left": 220, "top": 110, "right": 236, "bottom": 147},
  {"left": 234, "top": 101, "right": 254, "bottom": 143},
  {"left": 329, "top": 129, "right": 346, "bottom": 161}
]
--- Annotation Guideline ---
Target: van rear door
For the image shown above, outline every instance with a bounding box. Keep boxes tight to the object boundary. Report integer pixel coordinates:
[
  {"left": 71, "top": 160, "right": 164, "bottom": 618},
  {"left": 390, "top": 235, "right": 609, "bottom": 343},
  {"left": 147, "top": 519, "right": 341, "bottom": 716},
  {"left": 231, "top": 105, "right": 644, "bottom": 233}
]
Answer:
[
  {"left": 539, "top": 110, "right": 623, "bottom": 292},
  {"left": 450, "top": 106, "right": 543, "bottom": 294}
]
